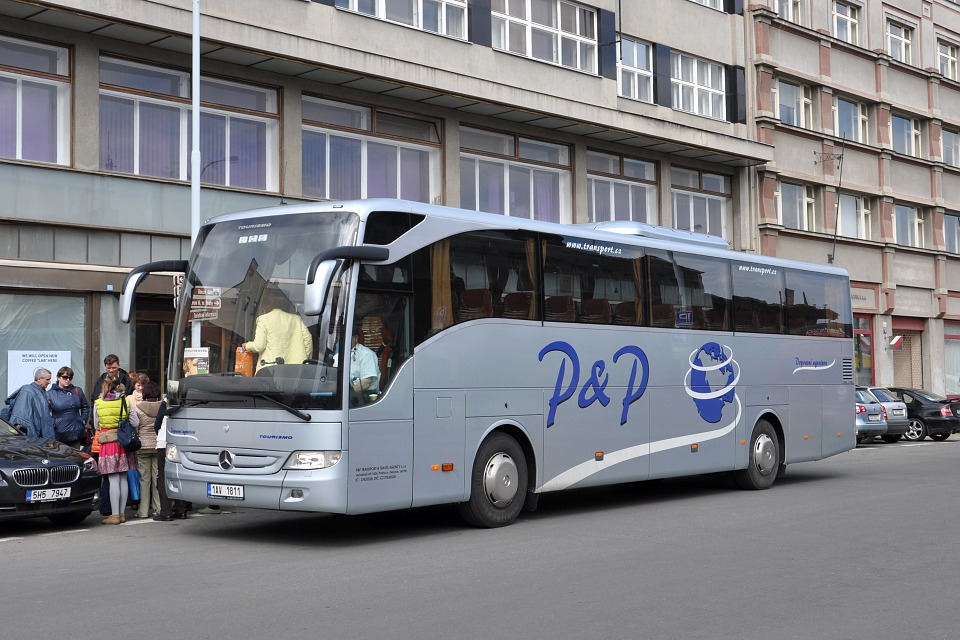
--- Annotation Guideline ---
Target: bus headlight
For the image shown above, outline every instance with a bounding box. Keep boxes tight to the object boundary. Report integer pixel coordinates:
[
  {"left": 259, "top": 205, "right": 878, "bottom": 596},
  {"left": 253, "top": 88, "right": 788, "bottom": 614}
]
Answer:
[
  {"left": 283, "top": 451, "right": 341, "bottom": 470},
  {"left": 165, "top": 444, "right": 181, "bottom": 463}
]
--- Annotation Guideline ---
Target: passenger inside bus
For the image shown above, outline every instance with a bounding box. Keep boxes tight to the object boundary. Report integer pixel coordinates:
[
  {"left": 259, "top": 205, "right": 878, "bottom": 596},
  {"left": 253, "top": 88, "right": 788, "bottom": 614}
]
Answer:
[
  {"left": 350, "top": 324, "right": 381, "bottom": 406},
  {"left": 243, "top": 286, "right": 313, "bottom": 373}
]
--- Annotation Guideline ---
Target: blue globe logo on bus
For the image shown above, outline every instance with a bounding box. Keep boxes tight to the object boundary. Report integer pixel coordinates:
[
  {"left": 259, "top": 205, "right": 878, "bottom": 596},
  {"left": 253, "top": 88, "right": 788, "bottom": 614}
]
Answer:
[{"left": 685, "top": 342, "right": 739, "bottom": 424}]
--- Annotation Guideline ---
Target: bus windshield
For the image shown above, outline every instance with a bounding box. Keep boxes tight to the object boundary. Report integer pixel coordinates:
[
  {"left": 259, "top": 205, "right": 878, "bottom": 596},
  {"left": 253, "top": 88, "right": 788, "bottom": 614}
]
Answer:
[{"left": 170, "top": 209, "right": 359, "bottom": 411}]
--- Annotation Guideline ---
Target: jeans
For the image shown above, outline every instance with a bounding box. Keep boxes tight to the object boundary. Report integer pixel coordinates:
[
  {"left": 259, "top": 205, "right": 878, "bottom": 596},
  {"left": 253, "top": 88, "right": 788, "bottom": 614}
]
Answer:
[{"left": 136, "top": 450, "right": 160, "bottom": 517}]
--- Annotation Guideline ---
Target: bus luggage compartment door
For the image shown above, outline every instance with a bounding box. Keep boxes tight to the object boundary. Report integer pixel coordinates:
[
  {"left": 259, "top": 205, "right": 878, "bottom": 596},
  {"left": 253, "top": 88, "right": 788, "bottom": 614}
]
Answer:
[{"left": 412, "top": 390, "right": 466, "bottom": 507}]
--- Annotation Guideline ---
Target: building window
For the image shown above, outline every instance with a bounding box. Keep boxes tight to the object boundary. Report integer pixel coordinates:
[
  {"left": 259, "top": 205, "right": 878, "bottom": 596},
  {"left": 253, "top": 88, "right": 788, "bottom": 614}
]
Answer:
[
  {"left": 854, "top": 315, "right": 873, "bottom": 386},
  {"left": 938, "top": 40, "right": 958, "bottom": 80},
  {"left": 301, "top": 96, "right": 441, "bottom": 202},
  {"left": 491, "top": 0, "right": 598, "bottom": 74},
  {"left": 838, "top": 193, "right": 870, "bottom": 240},
  {"left": 777, "top": 181, "right": 816, "bottom": 231},
  {"left": 834, "top": 95, "right": 869, "bottom": 143},
  {"left": 832, "top": 1, "right": 860, "bottom": 45},
  {"left": 670, "top": 167, "right": 730, "bottom": 239},
  {"left": 887, "top": 20, "right": 913, "bottom": 64},
  {"left": 891, "top": 113, "right": 921, "bottom": 157},
  {"left": 946, "top": 213, "right": 960, "bottom": 253},
  {"left": 688, "top": 0, "right": 721, "bottom": 9},
  {"left": 586, "top": 151, "right": 657, "bottom": 223},
  {"left": 777, "top": 0, "right": 801, "bottom": 23},
  {"left": 671, "top": 52, "right": 726, "bottom": 120},
  {"left": 943, "top": 128, "right": 960, "bottom": 167},
  {"left": 893, "top": 204, "right": 923, "bottom": 248},
  {"left": 0, "top": 35, "right": 71, "bottom": 165},
  {"left": 334, "top": 0, "right": 467, "bottom": 39},
  {"left": 99, "top": 58, "right": 279, "bottom": 190},
  {"left": 460, "top": 126, "right": 571, "bottom": 223},
  {"left": 773, "top": 78, "right": 812, "bottom": 128},
  {"left": 618, "top": 36, "right": 652, "bottom": 103}
]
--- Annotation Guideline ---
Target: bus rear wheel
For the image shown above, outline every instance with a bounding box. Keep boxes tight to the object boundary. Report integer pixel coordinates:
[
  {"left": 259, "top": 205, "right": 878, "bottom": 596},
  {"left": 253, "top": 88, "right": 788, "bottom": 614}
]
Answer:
[
  {"left": 731, "top": 419, "right": 780, "bottom": 491},
  {"left": 458, "top": 433, "right": 528, "bottom": 528}
]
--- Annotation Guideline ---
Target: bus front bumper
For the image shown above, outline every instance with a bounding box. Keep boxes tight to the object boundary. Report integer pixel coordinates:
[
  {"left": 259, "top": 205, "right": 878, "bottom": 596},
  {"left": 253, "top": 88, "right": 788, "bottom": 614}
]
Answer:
[{"left": 165, "top": 454, "right": 349, "bottom": 514}]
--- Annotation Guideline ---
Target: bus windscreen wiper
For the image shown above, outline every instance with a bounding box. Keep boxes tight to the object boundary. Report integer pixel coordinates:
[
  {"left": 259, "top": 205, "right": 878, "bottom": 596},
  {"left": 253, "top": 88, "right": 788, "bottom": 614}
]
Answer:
[{"left": 252, "top": 393, "right": 311, "bottom": 421}]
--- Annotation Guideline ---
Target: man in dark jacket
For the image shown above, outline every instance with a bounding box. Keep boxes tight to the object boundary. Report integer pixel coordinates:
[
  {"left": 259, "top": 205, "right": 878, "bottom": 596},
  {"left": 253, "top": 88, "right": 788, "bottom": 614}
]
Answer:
[
  {"left": 9, "top": 368, "right": 55, "bottom": 439},
  {"left": 90, "top": 354, "right": 133, "bottom": 402}
]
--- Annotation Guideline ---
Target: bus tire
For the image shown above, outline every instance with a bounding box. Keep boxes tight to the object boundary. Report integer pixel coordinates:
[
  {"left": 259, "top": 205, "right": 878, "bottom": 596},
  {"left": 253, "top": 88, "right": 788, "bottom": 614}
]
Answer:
[
  {"left": 732, "top": 419, "right": 780, "bottom": 491},
  {"left": 458, "top": 433, "right": 528, "bottom": 528}
]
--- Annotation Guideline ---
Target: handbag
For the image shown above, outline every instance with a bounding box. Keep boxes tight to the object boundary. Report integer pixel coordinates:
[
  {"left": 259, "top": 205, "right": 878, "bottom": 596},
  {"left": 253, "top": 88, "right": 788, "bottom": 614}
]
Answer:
[
  {"left": 117, "top": 398, "right": 142, "bottom": 452},
  {"left": 128, "top": 468, "right": 141, "bottom": 502},
  {"left": 98, "top": 429, "right": 118, "bottom": 444}
]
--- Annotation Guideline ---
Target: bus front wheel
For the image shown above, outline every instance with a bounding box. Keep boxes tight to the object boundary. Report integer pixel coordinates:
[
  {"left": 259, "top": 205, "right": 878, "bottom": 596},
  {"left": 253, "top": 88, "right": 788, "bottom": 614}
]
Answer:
[
  {"left": 731, "top": 419, "right": 780, "bottom": 491},
  {"left": 458, "top": 433, "right": 528, "bottom": 528}
]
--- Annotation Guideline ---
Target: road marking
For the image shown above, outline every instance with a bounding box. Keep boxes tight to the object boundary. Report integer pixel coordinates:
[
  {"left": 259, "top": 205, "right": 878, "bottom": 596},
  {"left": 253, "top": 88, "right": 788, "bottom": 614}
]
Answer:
[{"left": 40, "top": 529, "right": 90, "bottom": 537}]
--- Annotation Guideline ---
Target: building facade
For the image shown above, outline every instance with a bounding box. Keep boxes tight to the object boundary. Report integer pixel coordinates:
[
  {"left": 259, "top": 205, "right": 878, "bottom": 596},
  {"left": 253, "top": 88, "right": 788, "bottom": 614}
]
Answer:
[
  {"left": 0, "top": 0, "right": 957, "bottom": 396},
  {"left": 751, "top": 0, "right": 960, "bottom": 394}
]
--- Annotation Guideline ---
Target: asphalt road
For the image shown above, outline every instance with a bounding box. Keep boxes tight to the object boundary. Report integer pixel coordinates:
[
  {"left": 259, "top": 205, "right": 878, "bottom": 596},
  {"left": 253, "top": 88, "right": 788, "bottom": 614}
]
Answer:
[{"left": 2, "top": 436, "right": 958, "bottom": 640}]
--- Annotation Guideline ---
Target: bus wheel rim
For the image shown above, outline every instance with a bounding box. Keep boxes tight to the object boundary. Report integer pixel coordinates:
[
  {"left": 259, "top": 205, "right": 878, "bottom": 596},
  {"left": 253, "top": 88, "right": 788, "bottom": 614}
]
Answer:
[
  {"left": 483, "top": 453, "right": 519, "bottom": 507},
  {"left": 754, "top": 434, "right": 776, "bottom": 476}
]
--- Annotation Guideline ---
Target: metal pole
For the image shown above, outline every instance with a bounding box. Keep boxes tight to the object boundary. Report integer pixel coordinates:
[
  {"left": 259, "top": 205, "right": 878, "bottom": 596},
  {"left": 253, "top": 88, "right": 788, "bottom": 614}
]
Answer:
[{"left": 190, "top": 0, "right": 201, "bottom": 347}]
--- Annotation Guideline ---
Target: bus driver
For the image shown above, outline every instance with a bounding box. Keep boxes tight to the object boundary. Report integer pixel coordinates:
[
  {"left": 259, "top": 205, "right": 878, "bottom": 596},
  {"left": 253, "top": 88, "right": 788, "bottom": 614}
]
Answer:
[{"left": 350, "top": 326, "right": 380, "bottom": 399}]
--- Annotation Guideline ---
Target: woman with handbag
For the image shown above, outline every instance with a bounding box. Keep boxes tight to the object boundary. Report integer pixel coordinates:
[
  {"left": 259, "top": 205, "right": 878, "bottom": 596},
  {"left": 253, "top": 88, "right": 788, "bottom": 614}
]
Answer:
[
  {"left": 48, "top": 366, "right": 90, "bottom": 449},
  {"left": 93, "top": 375, "right": 139, "bottom": 525}
]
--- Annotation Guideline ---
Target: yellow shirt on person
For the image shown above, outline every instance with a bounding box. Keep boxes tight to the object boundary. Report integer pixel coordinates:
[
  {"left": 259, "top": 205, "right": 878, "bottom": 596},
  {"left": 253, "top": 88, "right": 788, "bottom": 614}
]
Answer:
[{"left": 246, "top": 308, "right": 312, "bottom": 372}]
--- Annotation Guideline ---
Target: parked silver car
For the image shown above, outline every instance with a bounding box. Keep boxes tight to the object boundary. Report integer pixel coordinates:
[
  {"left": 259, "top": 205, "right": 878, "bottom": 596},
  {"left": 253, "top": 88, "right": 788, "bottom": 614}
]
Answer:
[
  {"left": 865, "top": 386, "right": 910, "bottom": 443},
  {"left": 855, "top": 387, "right": 887, "bottom": 445}
]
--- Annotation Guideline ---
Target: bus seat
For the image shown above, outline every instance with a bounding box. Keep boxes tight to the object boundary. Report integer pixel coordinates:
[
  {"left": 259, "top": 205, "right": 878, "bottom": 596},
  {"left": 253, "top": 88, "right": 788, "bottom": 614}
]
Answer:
[
  {"left": 734, "top": 308, "right": 759, "bottom": 332},
  {"left": 360, "top": 315, "right": 394, "bottom": 390},
  {"left": 650, "top": 303, "right": 674, "bottom": 327},
  {"left": 613, "top": 301, "right": 639, "bottom": 326},
  {"left": 579, "top": 298, "right": 612, "bottom": 324},
  {"left": 544, "top": 295, "right": 576, "bottom": 322},
  {"left": 705, "top": 305, "right": 729, "bottom": 330},
  {"left": 459, "top": 289, "right": 494, "bottom": 321},
  {"left": 502, "top": 291, "right": 534, "bottom": 319}
]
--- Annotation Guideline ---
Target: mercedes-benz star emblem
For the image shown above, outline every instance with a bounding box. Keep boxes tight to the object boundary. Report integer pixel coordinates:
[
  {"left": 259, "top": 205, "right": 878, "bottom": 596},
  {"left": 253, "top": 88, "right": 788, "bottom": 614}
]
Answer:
[{"left": 218, "top": 450, "right": 235, "bottom": 470}]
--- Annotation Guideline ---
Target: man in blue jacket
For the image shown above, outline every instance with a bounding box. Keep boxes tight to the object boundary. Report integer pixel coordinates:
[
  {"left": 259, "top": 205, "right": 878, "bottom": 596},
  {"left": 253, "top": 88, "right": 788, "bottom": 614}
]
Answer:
[{"left": 9, "top": 368, "right": 55, "bottom": 439}]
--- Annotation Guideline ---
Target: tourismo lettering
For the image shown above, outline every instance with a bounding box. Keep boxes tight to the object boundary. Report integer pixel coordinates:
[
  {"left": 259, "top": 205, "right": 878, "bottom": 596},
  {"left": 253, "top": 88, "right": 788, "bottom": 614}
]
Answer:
[{"left": 538, "top": 341, "right": 650, "bottom": 428}]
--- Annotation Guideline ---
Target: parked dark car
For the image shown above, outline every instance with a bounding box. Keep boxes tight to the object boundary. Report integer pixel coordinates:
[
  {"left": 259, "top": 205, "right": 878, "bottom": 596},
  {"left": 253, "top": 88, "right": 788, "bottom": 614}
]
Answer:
[
  {"left": 0, "top": 419, "right": 100, "bottom": 525},
  {"left": 885, "top": 387, "right": 960, "bottom": 442},
  {"left": 865, "top": 386, "right": 910, "bottom": 442}
]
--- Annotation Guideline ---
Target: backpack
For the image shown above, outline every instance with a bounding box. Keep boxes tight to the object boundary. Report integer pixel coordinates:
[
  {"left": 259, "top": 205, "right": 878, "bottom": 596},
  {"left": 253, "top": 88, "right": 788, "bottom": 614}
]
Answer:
[{"left": 1, "top": 388, "right": 20, "bottom": 422}]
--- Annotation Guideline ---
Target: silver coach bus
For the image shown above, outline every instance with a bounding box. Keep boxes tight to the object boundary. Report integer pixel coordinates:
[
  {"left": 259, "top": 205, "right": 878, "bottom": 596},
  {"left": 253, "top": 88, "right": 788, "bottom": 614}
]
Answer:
[{"left": 120, "top": 198, "right": 855, "bottom": 527}]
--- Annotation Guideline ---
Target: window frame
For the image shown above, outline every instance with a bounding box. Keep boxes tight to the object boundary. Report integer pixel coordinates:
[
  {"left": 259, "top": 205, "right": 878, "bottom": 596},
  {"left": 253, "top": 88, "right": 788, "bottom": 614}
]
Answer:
[
  {"left": 777, "top": 0, "right": 801, "bottom": 24},
  {"left": 938, "top": 39, "right": 958, "bottom": 80},
  {"left": 777, "top": 181, "right": 816, "bottom": 231},
  {"left": 886, "top": 19, "right": 913, "bottom": 64},
  {"left": 893, "top": 203, "right": 923, "bottom": 248},
  {"left": 832, "top": 1, "right": 860, "bottom": 46},
  {"left": 617, "top": 35, "right": 653, "bottom": 103},
  {"left": 943, "top": 128, "right": 960, "bottom": 168},
  {"left": 837, "top": 193, "right": 871, "bottom": 240},
  {"left": 586, "top": 150, "right": 658, "bottom": 224},
  {"left": 301, "top": 94, "right": 442, "bottom": 203},
  {"left": 459, "top": 125, "right": 572, "bottom": 223},
  {"left": 334, "top": 0, "right": 468, "bottom": 39},
  {"left": 670, "top": 51, "right": 726, "bottom": 120},
  {"left": 833, "top": 95, "right": 869, "bottom": 143},
  {"left": 491, "top": 0, "right": 598, "bottom": 74},
  {"left": 0, "top": 34, "right": 71, "bottom": 165},
  {"left": 773, "top": 77, "right": 813, "bottom": 128},
  {"left": 890, "top": 112, "right": 921, "bottom": 157},
  {"left": 670, "top": 166, "right": 731, "bottom": 239},
  {"left": 945, "top": 213, "right": 960, "bottom": 254},
  {"left": 98, "top": 56, "right": 280, "bottom": 190}
]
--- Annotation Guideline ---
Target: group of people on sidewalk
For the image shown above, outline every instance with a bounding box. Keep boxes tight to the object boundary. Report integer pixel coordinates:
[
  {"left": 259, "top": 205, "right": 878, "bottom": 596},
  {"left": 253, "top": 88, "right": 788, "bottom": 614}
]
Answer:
[{"left": 3, "top": 354, "right": 200, "bottom": 524}]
